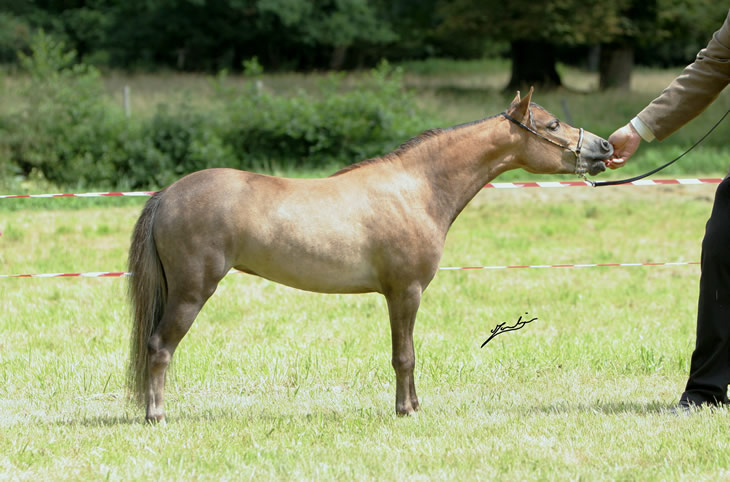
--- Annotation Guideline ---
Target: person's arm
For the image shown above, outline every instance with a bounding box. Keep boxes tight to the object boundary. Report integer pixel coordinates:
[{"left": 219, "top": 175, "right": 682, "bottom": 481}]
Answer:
[{"left": 608, "top": 10, "right": 730, "bottom": 167}]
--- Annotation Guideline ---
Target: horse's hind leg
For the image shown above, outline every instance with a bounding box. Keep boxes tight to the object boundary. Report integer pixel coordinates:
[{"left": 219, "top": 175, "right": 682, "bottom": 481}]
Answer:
[
  {"left": 146, "top": 270, "right": 223, "bottom": 423},
  {"left": 385, "top": 284, "right": 422, "bottom": 416}
]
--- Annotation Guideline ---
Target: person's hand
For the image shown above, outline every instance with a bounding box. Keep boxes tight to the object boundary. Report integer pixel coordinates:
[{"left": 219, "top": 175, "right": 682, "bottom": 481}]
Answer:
[{"left": 606, "top": 123, "right": 642, "bottom": 169}]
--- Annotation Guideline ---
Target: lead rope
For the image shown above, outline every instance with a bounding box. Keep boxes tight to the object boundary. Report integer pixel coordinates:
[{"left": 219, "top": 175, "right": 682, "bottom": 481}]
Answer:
[{"left": 589, "top": 109, "right": 730, "bottom": 187}]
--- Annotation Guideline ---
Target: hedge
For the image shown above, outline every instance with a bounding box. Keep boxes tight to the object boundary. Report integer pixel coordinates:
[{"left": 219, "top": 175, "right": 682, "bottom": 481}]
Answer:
[{"left": 0, "top": 33, "right": 430, "bottom": 189}]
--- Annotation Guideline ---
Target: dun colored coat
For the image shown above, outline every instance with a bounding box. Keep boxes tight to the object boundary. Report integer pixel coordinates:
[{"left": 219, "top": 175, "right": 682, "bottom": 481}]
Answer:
[{"left": 127, "top": 88, "right": 613, "bottom": 423}]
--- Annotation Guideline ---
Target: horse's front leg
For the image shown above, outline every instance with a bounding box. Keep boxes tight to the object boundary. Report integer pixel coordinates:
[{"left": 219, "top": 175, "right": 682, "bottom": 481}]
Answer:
[{"left": 385, "top": 284, "right": 422, "bottom": 415}]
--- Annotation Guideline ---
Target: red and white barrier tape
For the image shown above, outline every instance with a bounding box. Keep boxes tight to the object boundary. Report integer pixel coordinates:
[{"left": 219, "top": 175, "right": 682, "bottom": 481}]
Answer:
[
  {"left": 0, "top": 271, "right": 129, "bottom": 278},
  {"left": 482, "top": 178, "right": 722, "bottom": 189},
  {"left": 0, "top": 261, "right": 701, "bottom": 278},
  {"left": 438, "top": 261, "right": 700, "bottom": 270},
  {"left": 0, "top": 191, "right": 155, "bottom": 199},
  {"left": 0, "top": 178, "right": 723, "bottom": 199}
]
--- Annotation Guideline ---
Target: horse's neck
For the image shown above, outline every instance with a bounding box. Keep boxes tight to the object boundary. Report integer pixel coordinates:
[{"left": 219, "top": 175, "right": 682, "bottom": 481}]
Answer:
[{"left": 401, "top": 117, "right": 517, "bottom": 229}]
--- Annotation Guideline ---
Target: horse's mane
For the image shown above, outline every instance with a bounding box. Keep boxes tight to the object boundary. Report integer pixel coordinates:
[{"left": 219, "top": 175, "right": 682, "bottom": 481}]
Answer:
[
  {"left": 330, "top": 128, "right": 443, "bottom": 177},
  {"left": 329, "top": 115, "right": 497, "bottom": 177}
]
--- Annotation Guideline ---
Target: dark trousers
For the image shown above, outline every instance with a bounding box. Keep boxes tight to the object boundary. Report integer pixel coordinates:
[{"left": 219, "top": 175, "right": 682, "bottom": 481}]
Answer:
[{"left": 681, "top": 176, "right": 730, "bottom": 406}]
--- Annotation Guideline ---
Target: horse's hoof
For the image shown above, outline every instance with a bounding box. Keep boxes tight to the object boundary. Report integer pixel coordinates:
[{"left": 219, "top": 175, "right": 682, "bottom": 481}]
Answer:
[
  {"left": 145, "top": 414, "right": 166, "bottom": 425},
  {"left": 396, "top": 405, "right": 419, "bottom": 417},
  {"left": 396, "top": 410, "right": 419, "bottom": 418}
]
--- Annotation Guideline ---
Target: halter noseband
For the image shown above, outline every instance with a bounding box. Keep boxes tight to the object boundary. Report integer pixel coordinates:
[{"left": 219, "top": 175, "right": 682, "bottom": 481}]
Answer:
[{"left": 501, "top": 111, "right": 584, "bottom": 160}]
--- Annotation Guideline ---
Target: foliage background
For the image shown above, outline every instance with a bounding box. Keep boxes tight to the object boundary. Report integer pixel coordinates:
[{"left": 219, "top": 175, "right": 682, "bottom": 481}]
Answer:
[
  {"left": 1, "top": 0, "right": 727, "bottom": 71},
  {"left": 0, "top": 34, "right": 428, "bottom": 188},
  {"left": 1, "top": 1, "right": 730, "bottom": 189}
]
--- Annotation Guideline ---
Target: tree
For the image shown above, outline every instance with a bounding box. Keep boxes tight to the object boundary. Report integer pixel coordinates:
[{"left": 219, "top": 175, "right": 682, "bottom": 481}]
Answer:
[
  {"left": 256, "top": 0, "right": 396, "bottom": 70},
  {"left": 3, "top": 0, "right": 728, "bottom": 76},
  {"left": 598, "top": 1, "right": 655, "bottom": 90},
  {"left": 639, "top": 0, "right": 729, "bottom": 66},
  {"left": 1, "top": 0, "right": 397, "bottom": 71},
  {"left": 597, "top": 0, "right": 727, "bottom": 90},
  {"left": 434, "top": 0, "right": 641, "bottom": 90},
  {"left": 101, "top": 0, "right": 260, "bottom": 70},
  {"left": 95, "top": 0, "right": 399, "bottom": 71},
  {"left": 432, "top": 0, "right": 729, "bottom": 91},
  {"left": 0, "top": 13, "right": 32, "bottom": 63}
]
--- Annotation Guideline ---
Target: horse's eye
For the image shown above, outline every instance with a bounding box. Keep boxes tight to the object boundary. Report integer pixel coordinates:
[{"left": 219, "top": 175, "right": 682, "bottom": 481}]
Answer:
[{"left": 548, "top": 120, "right": 560, "bottom": 131}]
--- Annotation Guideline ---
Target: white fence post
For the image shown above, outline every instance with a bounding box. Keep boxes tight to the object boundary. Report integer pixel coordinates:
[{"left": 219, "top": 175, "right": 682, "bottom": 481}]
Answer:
[{"left": 123, "top": 86, "right": 131, "bottom": 117}]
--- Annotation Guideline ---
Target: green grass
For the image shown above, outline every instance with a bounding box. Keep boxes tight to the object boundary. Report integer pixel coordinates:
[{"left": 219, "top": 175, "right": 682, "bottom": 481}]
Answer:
[{"left": 2, "top": 183, "right": 730, "bottom": 480}]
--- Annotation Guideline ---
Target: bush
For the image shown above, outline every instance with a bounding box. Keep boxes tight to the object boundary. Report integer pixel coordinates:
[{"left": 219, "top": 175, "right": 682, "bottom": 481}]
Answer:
[
  {"left": 218, "top": 62, "right": 427, "bottom": 171},
  {"left": 0, "top": 35, "right": 430, "bottom": 189},
  {"left": 120, "top": 103, "right": 237, "bottom": 187},
  {"left": 1, "top": 31, "right": 121, "bottom": 186}
]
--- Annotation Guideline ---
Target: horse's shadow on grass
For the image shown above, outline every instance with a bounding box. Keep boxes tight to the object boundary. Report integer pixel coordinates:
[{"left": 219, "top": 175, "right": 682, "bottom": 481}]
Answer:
[
  {"left": 53, "top": 415, "right": 141, "bottom": 427},
  {"left": 53, "top": 401, "right": 709, "bottom": 427},
  {"left": 53, "top": 406, "right": 385, "bottom": 427},
  {"left": 52, "top": 411, "right": 244, "bottom": 427}
]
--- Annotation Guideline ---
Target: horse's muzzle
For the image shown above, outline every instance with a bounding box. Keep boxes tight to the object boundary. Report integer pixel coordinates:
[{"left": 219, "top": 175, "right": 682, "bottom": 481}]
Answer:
[
  {"left": 587, "top": 160, "right": 607, "bottom": 176},
  {"left": 578, "top": 138, "right": 613, "bottom": 176}
]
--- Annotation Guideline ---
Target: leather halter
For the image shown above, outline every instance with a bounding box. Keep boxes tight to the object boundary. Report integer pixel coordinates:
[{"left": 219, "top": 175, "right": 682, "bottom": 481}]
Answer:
[{"left": 502, "top": 111, "right": 584, "bottom": 160}]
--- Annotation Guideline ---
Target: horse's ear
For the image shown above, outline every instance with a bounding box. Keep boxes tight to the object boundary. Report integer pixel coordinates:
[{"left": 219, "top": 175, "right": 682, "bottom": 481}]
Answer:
[{"left": 507, "top": 86, "right": 534, "bottom": 123}]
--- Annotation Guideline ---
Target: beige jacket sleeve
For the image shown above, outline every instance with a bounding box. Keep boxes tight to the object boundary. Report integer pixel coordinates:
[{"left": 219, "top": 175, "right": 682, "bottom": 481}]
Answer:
[{"left": 637, "top": 9, "right": 730, "bottom": 141}]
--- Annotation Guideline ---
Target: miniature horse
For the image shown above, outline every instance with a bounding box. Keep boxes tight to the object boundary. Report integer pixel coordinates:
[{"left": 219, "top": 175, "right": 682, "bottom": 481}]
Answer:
[{"left": 127, "top": 88, "right": 612, "bottom": 422}]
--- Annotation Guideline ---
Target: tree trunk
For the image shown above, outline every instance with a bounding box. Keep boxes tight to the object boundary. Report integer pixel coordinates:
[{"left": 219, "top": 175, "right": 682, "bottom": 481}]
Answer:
[
  {"left": 330, "top": 45, "right": 348, "bottom": 70},
  {"left": 506, "top": 40, "right": 561, "bottom": 92},
  {"left": 599, "top": 43, "right": 633, "bottom": 90}
]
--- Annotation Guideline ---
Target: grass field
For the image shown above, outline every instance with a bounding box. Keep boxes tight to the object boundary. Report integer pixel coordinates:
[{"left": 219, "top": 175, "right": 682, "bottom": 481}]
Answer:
[
  {"left": 3, "top": 183, "right": 730, "bottom": 480},
  {"left": 3, "top": 61, "right": 730, "bottom": 479}
]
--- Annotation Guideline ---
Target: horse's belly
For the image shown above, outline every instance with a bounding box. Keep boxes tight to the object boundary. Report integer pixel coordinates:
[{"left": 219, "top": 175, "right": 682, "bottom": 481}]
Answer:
[
  {"left": 232, "top": 225, "right": 380, "bottom": 294},
  {"left": 235, "top": 253, "right": 377, "bottom": 294}
]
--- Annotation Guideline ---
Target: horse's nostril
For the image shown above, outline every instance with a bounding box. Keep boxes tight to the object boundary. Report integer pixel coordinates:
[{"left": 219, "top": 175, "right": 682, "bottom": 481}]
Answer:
[{"left": 601, "top": 139, "right": 611, "bottom": 152}]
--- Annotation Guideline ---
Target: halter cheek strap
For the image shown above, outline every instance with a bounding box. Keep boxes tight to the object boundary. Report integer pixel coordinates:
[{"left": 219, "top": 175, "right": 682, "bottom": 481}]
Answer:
[{"left": 502, "top": 112, "right": 584, "bottom": 160}]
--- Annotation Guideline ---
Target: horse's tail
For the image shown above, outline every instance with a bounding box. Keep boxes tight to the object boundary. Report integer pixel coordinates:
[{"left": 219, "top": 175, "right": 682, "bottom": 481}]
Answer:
[{"left": 127, "top": 190, "right": 167, "bottom": 406}]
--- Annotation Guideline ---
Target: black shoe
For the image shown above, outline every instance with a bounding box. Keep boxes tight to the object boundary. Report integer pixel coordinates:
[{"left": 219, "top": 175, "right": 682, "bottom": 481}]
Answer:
[
  {"left": 667, "top": 399, "right": 694, "bottom": 416},
  {"left": 668, "top": 398, "right": 727, "bottom": 415},
  {"left": 669, "top": 400, "right": 700, "bottom": 417}
]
